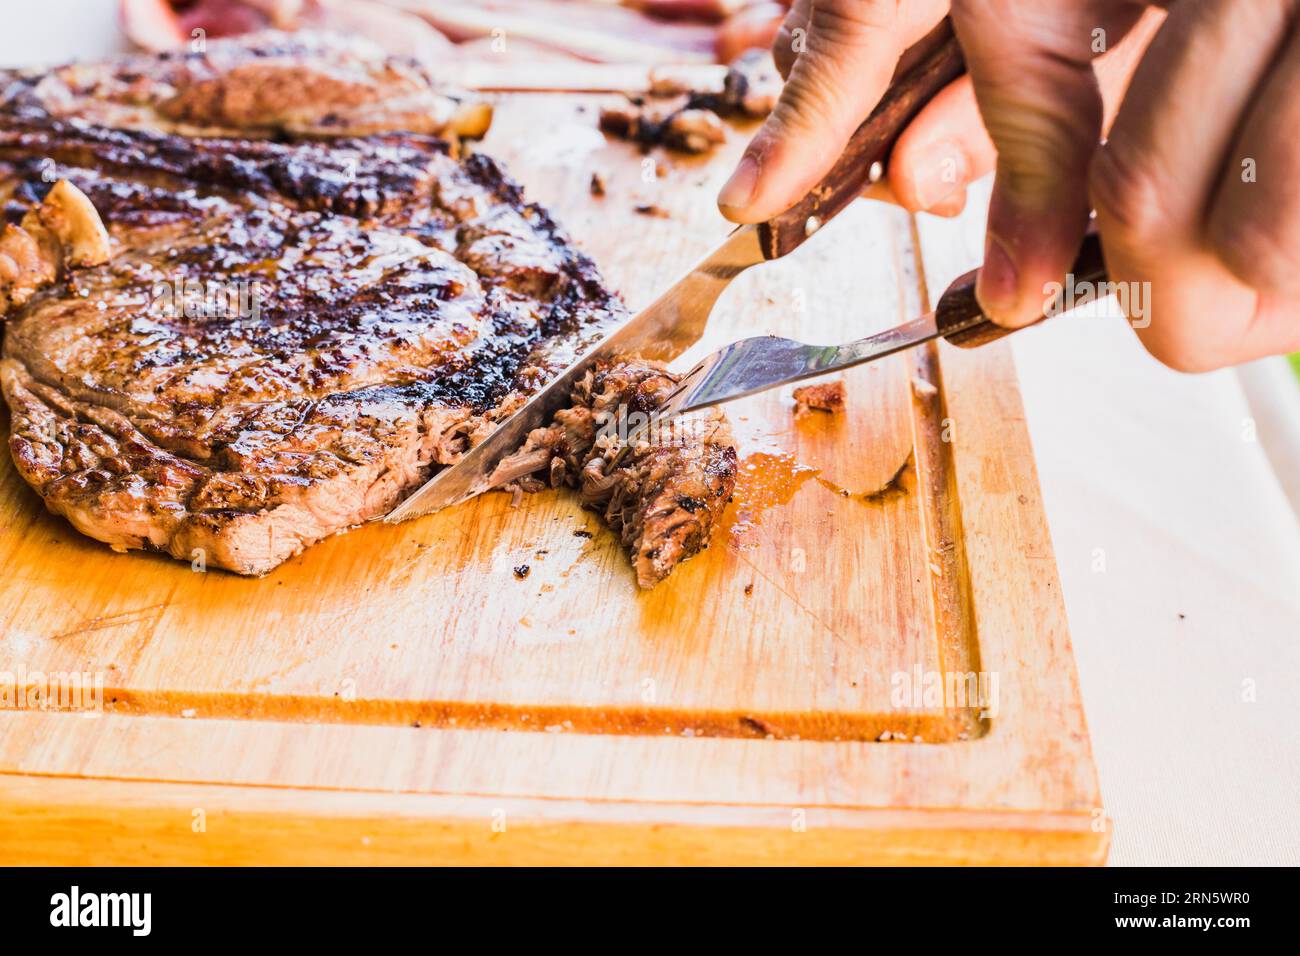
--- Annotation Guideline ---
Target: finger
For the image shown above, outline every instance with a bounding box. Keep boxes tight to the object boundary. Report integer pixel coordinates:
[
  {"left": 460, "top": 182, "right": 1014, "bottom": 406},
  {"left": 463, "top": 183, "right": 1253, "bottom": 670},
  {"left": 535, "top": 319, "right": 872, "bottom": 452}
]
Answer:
[
  {"left": 772, "top": 0, "right": 811, "bottom": 79},
  {"left": 951, "top": 0, "right": 1146, "bottom": 327},
  {"left": 887, "top": 7, "right": 1161, "bottom": 217},
  {"left": 887, "top": 76, "right": 995, "bottom": 214},
  {"left": 717, "top": 0, "right": 947, "bottom": 224},
  {"left": 1093, "top": 5, "right": 1166, "bottom": 134},
  {"left": 1207, "top": 26, "right": 1300, "bottom": 297},
  {"left": 925, "top": 185, "right": 969, "bottom": 218},
  {"left": 1089, "top": 0, "right": 1298, "bottom": 369}
]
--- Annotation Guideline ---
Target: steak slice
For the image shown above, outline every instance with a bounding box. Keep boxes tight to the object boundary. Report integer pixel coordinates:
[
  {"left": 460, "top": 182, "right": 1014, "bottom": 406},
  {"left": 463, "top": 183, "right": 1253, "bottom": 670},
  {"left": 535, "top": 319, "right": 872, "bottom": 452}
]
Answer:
[
  {"left": 0, "top": 33, "right": 735, "bottom": 585},
  {"left": 0, "top": 31, "right": 491, "bottom": 139},
  {"left": 488, "top": 360, "right": 737, "bottom": 588}
]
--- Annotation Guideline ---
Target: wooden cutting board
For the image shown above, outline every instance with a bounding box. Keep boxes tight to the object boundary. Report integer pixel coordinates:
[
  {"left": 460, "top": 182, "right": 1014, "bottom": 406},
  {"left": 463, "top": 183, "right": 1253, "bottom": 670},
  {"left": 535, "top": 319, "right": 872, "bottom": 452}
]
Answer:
[{"left": 0, "top": 96, "right": 1106, "bottom": 865}]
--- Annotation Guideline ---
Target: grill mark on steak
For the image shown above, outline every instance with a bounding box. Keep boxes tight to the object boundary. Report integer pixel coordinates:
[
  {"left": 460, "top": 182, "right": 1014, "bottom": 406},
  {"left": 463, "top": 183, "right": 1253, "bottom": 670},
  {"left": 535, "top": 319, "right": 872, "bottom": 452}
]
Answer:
[
  {"left": 0, "top": 108, "right": 452, "bottom": 218},
  {"left": 0, "top": 33, "right": 736, "bottom": 585}
]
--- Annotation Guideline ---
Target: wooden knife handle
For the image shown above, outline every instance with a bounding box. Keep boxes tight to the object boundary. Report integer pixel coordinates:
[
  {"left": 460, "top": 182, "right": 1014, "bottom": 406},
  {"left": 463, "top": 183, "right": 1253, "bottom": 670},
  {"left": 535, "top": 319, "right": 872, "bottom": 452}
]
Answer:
[
  {"left": 935, "top": 227, "right": 1108, "bottom": 347},
  {"left": 756, "top": 20, "right": 965, "bottom": 261}
]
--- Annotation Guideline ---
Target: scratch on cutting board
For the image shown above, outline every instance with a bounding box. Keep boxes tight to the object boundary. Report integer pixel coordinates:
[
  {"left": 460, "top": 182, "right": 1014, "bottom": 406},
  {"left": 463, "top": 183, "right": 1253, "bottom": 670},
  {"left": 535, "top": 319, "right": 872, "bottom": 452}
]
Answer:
[
  {"left": 51, "top": 602, "right": 171, "bottom": 641},
  {"left": 725, "top": 546, "right": 856, "bottom": 651}
]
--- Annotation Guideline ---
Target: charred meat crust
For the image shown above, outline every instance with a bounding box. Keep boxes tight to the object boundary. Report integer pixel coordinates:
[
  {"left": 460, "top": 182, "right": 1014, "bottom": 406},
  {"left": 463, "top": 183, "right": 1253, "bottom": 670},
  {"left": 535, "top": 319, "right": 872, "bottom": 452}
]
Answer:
[
  {"left": 0, "top": 110, "right": 455, "bottom": 219},
  {"left": 0, "top": 33, "right": 625, "bottom": 576}
]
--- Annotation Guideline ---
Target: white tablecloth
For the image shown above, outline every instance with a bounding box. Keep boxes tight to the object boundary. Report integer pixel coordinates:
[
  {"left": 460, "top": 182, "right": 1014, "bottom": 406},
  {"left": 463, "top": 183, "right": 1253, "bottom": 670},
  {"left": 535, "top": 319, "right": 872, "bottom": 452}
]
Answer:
[
  {"left": 919, "top": 181, "right": 1300, "bottom": 865},
  {"left": 5, "top": 1, "right": 1296, "bottom": 867}
]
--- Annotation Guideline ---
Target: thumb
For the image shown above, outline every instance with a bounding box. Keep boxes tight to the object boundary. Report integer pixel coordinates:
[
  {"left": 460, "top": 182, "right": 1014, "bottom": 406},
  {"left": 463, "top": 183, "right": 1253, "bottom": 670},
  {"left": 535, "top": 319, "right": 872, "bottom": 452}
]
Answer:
[
  {"left": 951, "top": 0, "right": 1144, "bottom": 326},
  {"left": 718, "top": 0, "right": 945, "bottom": 224}
]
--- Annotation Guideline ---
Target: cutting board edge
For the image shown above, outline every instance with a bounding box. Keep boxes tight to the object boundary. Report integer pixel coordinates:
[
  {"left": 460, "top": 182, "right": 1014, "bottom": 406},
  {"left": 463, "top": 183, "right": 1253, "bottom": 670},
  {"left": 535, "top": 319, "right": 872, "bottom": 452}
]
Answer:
[{"left": 0, "top": 772, "right": 1111, "bottom": 866}]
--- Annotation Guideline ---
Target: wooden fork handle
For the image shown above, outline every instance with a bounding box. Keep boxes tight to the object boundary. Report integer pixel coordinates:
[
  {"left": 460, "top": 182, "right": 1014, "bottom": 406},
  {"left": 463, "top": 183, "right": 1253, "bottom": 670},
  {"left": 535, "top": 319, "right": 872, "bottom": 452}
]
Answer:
[
  {"left": 935, "top": 227, "right": 1108, "bottom": 347},
  {"left": 756, "top": 19, "right": 965, "bottom": 260}
]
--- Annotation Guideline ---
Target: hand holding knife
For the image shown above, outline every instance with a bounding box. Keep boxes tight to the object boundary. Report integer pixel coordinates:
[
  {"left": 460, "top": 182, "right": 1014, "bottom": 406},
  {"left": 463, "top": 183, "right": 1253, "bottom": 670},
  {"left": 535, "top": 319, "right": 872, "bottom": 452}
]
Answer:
[{"left": 388, "top": 19, "right": 1107, "bottom": 523}]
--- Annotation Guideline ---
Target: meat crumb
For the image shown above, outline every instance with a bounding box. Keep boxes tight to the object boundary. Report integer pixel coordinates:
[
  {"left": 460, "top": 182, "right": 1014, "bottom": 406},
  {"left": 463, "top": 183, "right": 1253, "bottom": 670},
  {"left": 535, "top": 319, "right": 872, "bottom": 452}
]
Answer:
[
  {"left": 743, "top": 582, "right": 754, "bottom": 596},
  {"left": 589, "top": 171, "right": 606, "bottom": 197},
  {"left": 634, "top": 203, "right": 670, "bottom": 218},
  {"left": 513, "top": 564, "right": 530, "bottom": 579},
  {"left": 793, "top": 379, "right": 845, "bottom": 413},
  {"left": 602, "top": 52, "right": 779, "bottom": 156},
  {"left": 573, "top": 529, "right": 593, "bottom": 539},
  {"left": 910, "top": 374, "right": 939, "bottom": 399},
  {"left": 600, "top": 101, "right": 726, "bottom": 155}
]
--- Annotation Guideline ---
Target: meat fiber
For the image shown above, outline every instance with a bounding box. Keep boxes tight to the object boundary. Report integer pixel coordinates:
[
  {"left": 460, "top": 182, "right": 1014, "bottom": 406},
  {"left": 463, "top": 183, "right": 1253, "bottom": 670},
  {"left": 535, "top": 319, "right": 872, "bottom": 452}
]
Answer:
[{"left": 489, "top": 360, "right": 737, "bottom": 588}]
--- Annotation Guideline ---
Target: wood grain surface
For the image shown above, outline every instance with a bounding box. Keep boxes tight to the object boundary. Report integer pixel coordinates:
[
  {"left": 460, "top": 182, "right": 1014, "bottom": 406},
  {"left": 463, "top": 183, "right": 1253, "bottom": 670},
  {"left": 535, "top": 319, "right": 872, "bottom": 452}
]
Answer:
[{"left": 0, "top": 96, "right": 1105, "bottom": 865}]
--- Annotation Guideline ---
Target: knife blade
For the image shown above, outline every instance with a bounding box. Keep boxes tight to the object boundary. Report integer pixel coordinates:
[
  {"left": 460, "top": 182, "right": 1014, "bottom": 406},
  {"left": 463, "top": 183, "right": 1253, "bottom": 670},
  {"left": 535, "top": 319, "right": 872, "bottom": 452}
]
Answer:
[
  {"left": 385, "top": 224, "right": 765, "bottom": 521},
  {"left": 386, "top": 22, "right": 966, "bottom": 523}
]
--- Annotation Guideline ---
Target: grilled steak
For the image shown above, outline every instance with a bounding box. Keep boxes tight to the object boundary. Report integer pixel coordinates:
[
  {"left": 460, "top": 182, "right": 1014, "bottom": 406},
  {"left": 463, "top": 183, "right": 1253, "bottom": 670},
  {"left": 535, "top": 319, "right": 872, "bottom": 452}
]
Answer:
[{"left": 0, "top": 32, "right": 737, "bottom": 585}]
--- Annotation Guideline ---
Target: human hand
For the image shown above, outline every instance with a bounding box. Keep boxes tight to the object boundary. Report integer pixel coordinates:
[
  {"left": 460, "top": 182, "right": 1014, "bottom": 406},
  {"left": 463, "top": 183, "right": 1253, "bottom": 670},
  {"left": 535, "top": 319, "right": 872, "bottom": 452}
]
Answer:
[{"left": 718, "top": 1, "right": 1300, "bottom": 371}]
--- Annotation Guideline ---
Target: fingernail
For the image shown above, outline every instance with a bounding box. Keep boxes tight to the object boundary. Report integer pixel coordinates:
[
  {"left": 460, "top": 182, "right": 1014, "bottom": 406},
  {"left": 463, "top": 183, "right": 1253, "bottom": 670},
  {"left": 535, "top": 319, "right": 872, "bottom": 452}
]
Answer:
[
  {"left": 718, "top": 153, "right": 759, "bottom": 213},
  {"left": 927, "top": 188, "right": 967, "bottom": 218},
  {"left": 979, "top": 235, "right": 1020, "bottom": 319},
  {"left": 912, "top": 140, "right": 966, "bottom": 210}
]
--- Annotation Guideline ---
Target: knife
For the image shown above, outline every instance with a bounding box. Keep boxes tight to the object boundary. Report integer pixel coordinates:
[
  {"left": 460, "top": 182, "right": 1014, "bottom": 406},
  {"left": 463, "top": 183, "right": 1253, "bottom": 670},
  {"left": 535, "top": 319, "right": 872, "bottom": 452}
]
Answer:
[{"left": 387, "top": 22, "right": 965, "bottom": 523}]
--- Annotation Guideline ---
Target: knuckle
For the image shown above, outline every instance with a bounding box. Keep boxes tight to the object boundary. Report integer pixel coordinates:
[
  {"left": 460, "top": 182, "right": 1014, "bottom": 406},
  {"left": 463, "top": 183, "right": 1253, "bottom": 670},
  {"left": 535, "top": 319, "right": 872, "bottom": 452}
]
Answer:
[
  {"left": 810, "top": 0, "right": 899, "bottom": 36},
  {"left": 769, "top": 69, "right": 855, "bottom": 139},
  {"left": 968, "top": 57, "right": 1102, "bottom": 202},
  {"left": 1088, "top": 143, "right": 1175, "bottom": 244},
  {"left": 1209, "top": 206, "right": 1300, "bottom": 297},
  {"left": 987, "top": 110, "right": 1093, "bottom": 205}
]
